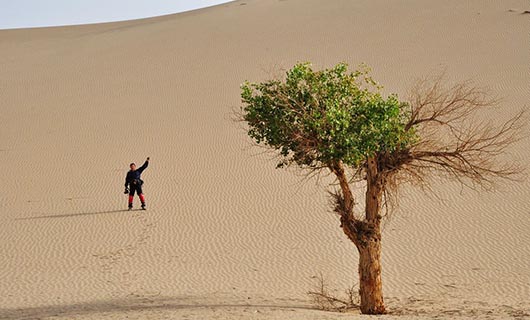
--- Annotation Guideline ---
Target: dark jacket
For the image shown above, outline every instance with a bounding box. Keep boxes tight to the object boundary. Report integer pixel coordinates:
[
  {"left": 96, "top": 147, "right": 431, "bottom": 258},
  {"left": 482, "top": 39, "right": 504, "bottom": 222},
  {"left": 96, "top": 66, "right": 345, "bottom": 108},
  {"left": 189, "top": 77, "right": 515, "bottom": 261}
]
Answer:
[{"left": 125, "top": 160, "right": 149, "bottom": 188}]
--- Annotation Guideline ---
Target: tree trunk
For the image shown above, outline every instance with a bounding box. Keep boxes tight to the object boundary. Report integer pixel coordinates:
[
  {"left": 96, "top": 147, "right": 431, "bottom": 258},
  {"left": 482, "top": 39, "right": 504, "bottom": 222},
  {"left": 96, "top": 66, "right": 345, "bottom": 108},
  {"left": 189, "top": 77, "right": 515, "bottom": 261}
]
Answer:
[
  {"left": 331, "top": 157, "right": 386, "bottom": 314},
  {"left": 358, "top": 229, "right": 385, "bottom": 314},
  {"left": 358, "top": 155, "right": 385, "bottom": 314},
  {"left": 330, "top": 160, "right": 354, "bottom": 214}
]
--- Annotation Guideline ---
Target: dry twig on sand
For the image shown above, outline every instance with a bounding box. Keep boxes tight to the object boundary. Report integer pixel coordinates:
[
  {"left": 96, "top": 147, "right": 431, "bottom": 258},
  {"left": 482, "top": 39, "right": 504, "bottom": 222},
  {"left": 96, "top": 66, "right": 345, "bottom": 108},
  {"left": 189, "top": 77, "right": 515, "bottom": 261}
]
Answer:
[{"left": 307, "top": 273, "right": 359, "bottom": 312}]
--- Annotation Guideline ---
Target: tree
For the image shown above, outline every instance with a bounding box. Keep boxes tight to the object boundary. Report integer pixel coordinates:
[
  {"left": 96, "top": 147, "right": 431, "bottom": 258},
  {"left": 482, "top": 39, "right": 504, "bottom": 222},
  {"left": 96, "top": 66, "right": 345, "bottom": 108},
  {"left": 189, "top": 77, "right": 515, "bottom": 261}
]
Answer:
[{"left": 240, "top": 63, "right": 523, "bottom": 314}]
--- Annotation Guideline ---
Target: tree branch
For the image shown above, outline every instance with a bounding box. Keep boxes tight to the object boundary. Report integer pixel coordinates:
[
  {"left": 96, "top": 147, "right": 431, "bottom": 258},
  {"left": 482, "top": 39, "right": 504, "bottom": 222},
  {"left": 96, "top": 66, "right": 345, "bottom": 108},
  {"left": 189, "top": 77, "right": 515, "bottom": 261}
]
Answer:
[{"left": 391, "top": 76, "right": 526, "bottom": 191}]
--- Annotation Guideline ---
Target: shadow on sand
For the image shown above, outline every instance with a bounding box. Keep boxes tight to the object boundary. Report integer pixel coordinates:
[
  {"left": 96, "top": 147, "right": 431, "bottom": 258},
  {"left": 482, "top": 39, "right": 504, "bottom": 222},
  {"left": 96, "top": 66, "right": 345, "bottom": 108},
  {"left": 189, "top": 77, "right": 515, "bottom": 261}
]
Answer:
[
  {"left": 0, "top": 296, "right": 313, "bottom": 319},
  {"left": 15, "top": 209, "right": 139, "bottom": 221}
]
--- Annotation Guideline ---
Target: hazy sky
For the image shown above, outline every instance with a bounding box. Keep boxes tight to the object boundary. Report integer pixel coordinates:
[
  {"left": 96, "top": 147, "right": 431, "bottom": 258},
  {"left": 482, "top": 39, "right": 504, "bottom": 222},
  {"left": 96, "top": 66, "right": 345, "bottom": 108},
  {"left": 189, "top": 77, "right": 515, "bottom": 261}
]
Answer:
[{"left": 0, "top": 0, "right": 233, "bottom": 30}]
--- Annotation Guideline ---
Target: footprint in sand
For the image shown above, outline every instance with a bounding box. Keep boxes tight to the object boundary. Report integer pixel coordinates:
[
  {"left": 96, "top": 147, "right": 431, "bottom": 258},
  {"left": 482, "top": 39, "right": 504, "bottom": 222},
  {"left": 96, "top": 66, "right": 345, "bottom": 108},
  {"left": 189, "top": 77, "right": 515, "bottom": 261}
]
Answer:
[{"left": 93, "top": 212, "right": 156, "bottom": 296}]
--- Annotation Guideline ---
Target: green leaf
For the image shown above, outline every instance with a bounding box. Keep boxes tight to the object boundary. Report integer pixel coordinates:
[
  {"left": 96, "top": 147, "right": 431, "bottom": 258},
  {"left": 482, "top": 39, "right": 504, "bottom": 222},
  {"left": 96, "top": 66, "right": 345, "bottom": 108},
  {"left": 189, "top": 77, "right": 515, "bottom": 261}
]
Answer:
[{"left": 241, "top": 62, "right": 417, "bottom": 169}]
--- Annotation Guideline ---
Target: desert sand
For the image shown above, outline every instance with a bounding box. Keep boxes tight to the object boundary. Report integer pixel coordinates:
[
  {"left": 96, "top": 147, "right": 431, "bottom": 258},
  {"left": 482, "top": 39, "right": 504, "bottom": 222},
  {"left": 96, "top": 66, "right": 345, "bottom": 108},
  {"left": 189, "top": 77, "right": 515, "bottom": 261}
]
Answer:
[{"left": 1, "top": 0, "right": 529, "bottom": 319}]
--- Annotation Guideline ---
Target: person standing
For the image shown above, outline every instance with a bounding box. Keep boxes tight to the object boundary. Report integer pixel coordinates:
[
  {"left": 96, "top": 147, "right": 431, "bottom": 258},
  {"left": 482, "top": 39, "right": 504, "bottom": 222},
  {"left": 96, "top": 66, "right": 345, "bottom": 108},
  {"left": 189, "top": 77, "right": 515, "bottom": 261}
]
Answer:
[{"left": 124, "top": 157, "right": 149, "bottom": 210}]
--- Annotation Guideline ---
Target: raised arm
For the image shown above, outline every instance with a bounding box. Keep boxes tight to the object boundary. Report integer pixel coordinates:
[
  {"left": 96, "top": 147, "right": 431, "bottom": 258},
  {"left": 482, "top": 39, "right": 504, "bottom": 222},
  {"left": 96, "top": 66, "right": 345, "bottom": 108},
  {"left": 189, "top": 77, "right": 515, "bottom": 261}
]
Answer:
[{"left": 137, "top": 157, "right": 150, "bottom": 173}]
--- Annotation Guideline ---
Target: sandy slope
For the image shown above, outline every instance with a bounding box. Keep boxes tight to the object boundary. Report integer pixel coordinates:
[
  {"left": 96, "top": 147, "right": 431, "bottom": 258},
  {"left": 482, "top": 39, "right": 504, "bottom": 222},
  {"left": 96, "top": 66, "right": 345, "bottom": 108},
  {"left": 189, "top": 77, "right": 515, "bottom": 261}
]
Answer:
[{"left": 1, "top": 0, "right": 529, "bottom": 319}]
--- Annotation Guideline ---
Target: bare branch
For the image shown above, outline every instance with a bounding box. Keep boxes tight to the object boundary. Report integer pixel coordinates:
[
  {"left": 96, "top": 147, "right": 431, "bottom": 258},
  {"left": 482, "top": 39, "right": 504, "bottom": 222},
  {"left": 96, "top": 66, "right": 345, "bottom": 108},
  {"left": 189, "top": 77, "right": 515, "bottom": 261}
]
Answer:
[
  {"left": 388, "top": 76, "right": 526, "bottom": 192},
  {"left": 307, "top": 273, "right": 359, "bottom": 312}
]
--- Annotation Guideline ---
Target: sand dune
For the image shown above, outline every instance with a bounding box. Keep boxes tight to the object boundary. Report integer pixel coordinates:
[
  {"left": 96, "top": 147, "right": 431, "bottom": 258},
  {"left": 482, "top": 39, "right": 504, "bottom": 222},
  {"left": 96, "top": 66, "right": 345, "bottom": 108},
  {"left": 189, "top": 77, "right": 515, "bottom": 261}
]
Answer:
[{"left": 1, "top": 0, "right": 529, "bottom": 319}]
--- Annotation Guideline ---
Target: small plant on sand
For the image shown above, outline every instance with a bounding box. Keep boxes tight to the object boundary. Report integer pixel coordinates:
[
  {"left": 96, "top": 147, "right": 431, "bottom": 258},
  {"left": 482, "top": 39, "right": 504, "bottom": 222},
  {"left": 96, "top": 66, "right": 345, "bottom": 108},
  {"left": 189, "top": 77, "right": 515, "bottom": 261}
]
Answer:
[
  {"left": 307, "top": 273, "right": 359, "bottom": 312},
  {"left": 240, "top": 62, "right": 524, "bottom": 314}
]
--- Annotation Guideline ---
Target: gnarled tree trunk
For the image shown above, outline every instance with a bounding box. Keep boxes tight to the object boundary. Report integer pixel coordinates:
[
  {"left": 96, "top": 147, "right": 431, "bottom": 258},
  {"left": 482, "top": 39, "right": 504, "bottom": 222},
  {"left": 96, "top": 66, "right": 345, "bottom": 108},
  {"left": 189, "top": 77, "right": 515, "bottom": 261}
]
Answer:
[
  {"left": 357, "top": 226, "right": 384, "bottom": 314},
  {"left": 359, "top": 156, "right": 385, "bottom": 313},
  {"left": 333, "top": 157, "right": 386, "bottom": 314}
]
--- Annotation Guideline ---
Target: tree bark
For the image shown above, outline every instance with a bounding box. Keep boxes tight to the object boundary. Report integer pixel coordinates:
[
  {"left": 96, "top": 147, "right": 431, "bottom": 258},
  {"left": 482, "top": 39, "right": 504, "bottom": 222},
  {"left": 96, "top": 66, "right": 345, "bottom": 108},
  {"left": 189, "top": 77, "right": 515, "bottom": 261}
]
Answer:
[
  {"left": 330, "top": 160, "right": 354, "bottom": 215},
  {"left": 366, "top": 156, "right": 383, "bottom": 222},
  {"left": 357, "top": 228, "right": 385, "bottom": 314},
  {"left": 331, "top": 157, "right": 386, "bottom": 314},
  {"left": 358, "top": 156, "right": 385, "bottom": 314}
]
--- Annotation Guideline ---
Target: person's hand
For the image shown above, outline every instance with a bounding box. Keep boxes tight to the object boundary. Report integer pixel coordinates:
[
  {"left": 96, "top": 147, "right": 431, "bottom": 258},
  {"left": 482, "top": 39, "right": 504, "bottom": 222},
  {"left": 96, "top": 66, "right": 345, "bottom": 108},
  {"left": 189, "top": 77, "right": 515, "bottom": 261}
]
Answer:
[{"left": 124, "top": 188, "right": 129, "bottom": 194}]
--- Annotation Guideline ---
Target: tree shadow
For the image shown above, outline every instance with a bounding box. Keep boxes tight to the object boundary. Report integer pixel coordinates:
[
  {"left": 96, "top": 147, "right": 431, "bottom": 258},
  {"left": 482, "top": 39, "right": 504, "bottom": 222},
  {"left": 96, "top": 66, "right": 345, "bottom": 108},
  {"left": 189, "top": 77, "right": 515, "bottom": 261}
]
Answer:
[
  {"left": 15, "top": 209, "right": 135, "bottom": 221},
  {"left": 0, "top": 296, "right": 314, "bottom": 319}
]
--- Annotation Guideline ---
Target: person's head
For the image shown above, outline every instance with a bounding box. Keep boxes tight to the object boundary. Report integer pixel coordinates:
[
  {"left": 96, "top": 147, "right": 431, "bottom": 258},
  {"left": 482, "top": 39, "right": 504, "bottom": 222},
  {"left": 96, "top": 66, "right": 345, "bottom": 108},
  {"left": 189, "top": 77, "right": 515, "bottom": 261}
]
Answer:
[{"left": 130, "top": 163, "right": 136, "bottom": 171}]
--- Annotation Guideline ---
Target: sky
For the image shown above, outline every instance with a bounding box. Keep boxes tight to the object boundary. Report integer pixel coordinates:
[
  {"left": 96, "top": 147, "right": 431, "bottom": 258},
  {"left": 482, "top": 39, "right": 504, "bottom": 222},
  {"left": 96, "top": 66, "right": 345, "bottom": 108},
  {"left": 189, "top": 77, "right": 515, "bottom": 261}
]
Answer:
[{"left": 0, "top": 0, "right": 233, "bottom": 30}]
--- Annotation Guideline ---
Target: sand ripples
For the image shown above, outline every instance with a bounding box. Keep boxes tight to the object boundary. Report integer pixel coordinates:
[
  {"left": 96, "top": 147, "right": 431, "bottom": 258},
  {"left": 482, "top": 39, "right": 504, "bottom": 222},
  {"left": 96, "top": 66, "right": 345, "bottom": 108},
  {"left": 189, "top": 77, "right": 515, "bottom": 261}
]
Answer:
[{"left": 1, "top": 0, "right": 529, "bottom": 318}]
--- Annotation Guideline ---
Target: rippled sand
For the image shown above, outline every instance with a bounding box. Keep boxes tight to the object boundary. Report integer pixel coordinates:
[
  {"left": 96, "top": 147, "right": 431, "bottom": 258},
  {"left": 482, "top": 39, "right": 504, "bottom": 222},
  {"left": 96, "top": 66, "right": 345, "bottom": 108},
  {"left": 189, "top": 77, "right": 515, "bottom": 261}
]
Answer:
[{"left": 1, "top": 0, "right": 529, "bottom": 319}]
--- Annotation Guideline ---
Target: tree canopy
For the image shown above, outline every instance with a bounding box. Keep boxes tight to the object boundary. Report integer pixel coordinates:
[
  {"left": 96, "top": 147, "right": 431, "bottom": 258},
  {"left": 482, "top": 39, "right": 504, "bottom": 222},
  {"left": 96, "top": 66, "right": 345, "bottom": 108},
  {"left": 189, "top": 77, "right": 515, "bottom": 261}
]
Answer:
[{"left": 241, "top": 63, "right": 417, "bottom": 169}]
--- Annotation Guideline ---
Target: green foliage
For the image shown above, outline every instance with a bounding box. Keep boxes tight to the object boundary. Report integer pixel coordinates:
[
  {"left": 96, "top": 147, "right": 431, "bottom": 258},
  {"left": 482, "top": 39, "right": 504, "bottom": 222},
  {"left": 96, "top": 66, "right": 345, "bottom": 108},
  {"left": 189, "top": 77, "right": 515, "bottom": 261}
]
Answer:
[{"left": 241, "top": 62, "right": 417, "bottom": 169}]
